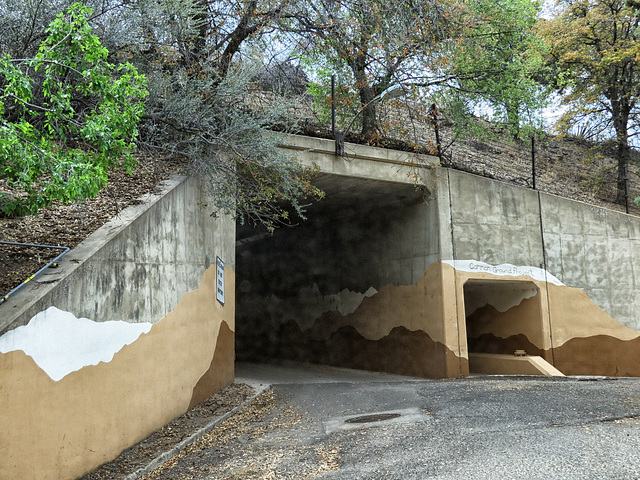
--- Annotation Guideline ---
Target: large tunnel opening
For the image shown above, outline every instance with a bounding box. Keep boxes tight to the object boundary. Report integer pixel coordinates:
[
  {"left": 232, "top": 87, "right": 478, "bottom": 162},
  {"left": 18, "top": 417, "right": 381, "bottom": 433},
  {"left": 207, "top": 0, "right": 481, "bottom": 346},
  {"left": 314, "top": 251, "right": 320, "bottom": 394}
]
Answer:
[
  {"left": 463, "top": 279, "right": 555, "bottom": 375},
  {"left": 235, "top": 173, "right": 447, "bottom": 377}
]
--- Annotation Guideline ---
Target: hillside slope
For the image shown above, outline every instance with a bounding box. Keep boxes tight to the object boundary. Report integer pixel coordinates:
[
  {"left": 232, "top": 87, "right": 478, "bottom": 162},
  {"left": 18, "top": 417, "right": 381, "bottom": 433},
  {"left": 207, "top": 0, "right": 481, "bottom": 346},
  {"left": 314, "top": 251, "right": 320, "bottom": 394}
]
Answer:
[{"left": 2, "top": 96, "right": 639, "bottom": 299}]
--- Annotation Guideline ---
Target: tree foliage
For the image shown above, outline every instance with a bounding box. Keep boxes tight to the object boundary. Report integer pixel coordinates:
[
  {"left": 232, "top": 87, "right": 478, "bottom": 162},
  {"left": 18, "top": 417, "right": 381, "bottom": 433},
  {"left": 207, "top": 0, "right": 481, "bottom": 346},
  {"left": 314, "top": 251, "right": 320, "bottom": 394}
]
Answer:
[
  {"left": 443, "top": 0, "right": 550, "bottom": 138},
  {"left": 292, "top": 0, "right": 551, "bottom": 145},
  {"left": 539, "top": 0, "right": 640, "bottom": 205},
  {"left": 124, "top": 0, "right": 323, "bottom": 229},
  {"left": 289, "top": 0, "right": 460, "bottom": 139},
  {"left": 0, "top": 0, "right": 323, "bottom": 229},
  {"left": 0, "top": 3, "right": 147, "bottom": 216},
  {"left": 8, "top": 0, "right": 635, "bottom": 222}
]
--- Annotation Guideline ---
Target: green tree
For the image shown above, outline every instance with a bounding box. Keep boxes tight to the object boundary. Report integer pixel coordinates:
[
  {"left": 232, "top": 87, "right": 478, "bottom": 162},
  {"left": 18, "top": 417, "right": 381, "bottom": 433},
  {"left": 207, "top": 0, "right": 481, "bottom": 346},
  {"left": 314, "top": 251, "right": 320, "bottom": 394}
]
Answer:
[
  {"left": 444, "top": 0, "right": 550, "bottom": 138},
  {"left": 539, "top": 0, "right": 640, "bottom": 206},
  {"left": 1, "top": 0, "right": 323, "bottom": 229},
  {"left": 292, "top": 0, "right": 550, "bottom": 146},
  {"left": 289, "top": 0, "right": 460, "bottom": 139},
  {"left": 0, "top": 3, "right": 147, "bottom": 216},
  {"left": 126, "top": 0, "right": 323, "bottom": 229}
]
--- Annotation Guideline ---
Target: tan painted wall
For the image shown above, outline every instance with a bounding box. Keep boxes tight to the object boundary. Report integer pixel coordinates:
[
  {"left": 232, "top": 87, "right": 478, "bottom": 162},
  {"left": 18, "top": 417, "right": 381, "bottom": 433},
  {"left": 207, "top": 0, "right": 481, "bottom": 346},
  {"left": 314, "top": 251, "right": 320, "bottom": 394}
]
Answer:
[
  {"left": 275, "top": 255, "right": 640, "bottom": 379},
  {"left": 0, "top": 175, "right": 236, "bottom": 480},
  {"left": 469, "top": 353, "right": 564, "bottom": 376},
  {"left": 238, "top": 254, "right": 469, "bottom": 378},
  {"left": 547, "top": 283, "right": 639, "bottom": 347},
  {"left": 439, "top": 167, "right": 640, "bottom": 377},
  {"left": 546, "top": 283, "right": 640, "bottom": 376},
  {"left": 0, "top": 267, "right": 235, "bottom": 480},
  {"left": 440, "top": 260, "right": 640, "bottom": 377}
]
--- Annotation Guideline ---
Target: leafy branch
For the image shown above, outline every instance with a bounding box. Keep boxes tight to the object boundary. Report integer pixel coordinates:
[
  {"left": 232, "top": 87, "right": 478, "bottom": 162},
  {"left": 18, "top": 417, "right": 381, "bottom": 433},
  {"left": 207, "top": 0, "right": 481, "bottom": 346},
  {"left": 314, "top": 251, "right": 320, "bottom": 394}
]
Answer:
[{"left": 0, "top": 2, "right": 147, "bottom": 216}]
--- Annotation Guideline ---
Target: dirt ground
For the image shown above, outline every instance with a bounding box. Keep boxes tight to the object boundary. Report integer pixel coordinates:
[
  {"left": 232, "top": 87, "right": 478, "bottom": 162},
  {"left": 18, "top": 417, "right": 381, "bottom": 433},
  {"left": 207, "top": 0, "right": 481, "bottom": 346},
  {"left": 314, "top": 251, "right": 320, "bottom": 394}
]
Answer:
[{"left": 137, "top": 387, "right": 339, "bottom": 480}]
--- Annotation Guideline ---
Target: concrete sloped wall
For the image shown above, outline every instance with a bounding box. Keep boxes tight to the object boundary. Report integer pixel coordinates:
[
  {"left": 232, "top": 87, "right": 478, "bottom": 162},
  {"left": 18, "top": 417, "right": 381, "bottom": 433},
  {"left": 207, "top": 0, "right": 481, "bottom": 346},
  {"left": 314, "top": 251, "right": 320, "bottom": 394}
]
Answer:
[{"left": 0, "top": 176, "right": 235, "bottom": 480}]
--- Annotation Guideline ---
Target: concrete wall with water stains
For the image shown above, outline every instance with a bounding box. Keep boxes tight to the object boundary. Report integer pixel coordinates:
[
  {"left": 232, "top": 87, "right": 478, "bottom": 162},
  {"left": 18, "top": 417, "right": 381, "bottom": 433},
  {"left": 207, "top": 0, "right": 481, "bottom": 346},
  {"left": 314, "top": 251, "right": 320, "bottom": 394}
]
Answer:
[
  {"left": 236, "top": 179, "right": 459, "bottom": 377},
  {"left": 443, "top": 169, "right": 640, "bottom": 377},
  {"left": 1, "top": 176, "right": 233, "bottom": 332},
  {"left": 237, "top": 137, "right": 455, "bottom": 377},
  {"left": 0, "top": 176, "right": 235, "bottom": 480}
]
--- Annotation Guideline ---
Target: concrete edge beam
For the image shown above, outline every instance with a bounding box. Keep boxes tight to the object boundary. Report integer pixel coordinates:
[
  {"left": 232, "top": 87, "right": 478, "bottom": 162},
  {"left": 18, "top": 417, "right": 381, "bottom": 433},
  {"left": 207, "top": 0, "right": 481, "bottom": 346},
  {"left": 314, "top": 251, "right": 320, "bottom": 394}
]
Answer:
[
  {"left": 470, "top": 353, "right": 565, "bottom": 377},
  {"left": 0, "top": 175, "right": 188, "bottom": 334},
  {"left": 278, "top": 133, "right": 439, "bottom": 190}
]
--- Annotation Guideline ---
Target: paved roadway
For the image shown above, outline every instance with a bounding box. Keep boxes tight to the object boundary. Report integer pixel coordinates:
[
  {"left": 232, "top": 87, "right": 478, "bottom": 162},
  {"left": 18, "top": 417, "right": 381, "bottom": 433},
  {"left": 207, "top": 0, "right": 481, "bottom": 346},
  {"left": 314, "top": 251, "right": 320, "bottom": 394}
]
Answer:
[{"left": 149, "top": 362, "right": 640, "bottom": 479}]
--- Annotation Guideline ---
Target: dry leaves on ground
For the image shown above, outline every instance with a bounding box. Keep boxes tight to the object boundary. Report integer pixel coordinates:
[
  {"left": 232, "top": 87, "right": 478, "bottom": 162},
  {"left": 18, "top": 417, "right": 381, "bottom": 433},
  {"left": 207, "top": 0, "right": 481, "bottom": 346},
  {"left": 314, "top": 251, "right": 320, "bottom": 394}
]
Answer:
[{"left": 78, "top": 383, "right": 256, "bottom": 480}]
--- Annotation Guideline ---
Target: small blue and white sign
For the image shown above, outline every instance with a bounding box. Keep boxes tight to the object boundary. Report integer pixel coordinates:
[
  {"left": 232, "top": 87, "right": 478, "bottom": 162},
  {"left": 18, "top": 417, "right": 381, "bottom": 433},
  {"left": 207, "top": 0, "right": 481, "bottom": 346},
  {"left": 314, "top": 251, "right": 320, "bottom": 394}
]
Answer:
[{"left": 216, "top": 256, "right": 225, "bottom": 305}]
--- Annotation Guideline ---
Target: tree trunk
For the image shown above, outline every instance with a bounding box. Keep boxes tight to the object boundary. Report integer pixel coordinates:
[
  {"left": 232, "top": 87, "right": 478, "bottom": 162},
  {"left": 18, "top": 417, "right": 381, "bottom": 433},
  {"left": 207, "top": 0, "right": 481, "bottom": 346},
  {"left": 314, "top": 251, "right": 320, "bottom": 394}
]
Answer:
[
  {"left": 218, "top": 1, "right": 260, "bottom": 80},
  {"left": 350, "top": 50, "right": 377, "bottom": 138},
  {"left": 359, "top": 84, "right": 377, "bottom": 138},
  {"left": 351, "top": 1, "right": 377, "bottom": 139},
  {"left": 505, "top": 103, "right": 521, "bottom": 139},
  {"left": 616, "top": 138, "right": 630, "bottom": 208},
  {"left": 612, "top": 102, "right": 631, "bottom": 208},
  {"left": 191, "top": 0, "right": 210, "bottom": 61}
]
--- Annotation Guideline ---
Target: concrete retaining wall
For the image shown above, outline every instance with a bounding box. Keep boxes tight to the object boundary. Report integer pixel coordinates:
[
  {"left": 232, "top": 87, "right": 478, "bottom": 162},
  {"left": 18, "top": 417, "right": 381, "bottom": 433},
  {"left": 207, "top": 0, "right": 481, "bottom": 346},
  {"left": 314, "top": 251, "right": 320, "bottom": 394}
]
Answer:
[
  {"left": 0, "top": 175, "right": 236, "bottom": 480},
  {"left": 442, "top": 168, "right": 640, "bottom": 377},
  {"left": 540, "top": 193, "right": 640, "bottom": 330},
  {"left": 443, "top": 168, "right": 640, "bottom": 331},
  {"left": 1, "top": 176, "right": 234, "bottom": 332},
  {"left": 443, "top": 169, "right": 545, "bottom": 269}
]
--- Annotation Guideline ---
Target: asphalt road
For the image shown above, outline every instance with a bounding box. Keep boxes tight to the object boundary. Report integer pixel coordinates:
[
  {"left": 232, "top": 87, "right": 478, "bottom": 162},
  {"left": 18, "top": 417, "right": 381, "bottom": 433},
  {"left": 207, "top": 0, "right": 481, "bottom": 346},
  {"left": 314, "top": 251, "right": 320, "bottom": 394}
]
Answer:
[{"left": 145, "top": 363, "right": 640, "bottom": 480}]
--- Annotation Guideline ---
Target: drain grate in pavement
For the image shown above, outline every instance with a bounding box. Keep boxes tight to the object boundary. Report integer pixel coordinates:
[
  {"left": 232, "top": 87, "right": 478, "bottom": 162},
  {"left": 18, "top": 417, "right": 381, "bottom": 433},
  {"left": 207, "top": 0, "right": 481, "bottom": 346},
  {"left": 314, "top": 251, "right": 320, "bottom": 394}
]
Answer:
[
  {"left": 324, "top": 407, "right": 430, "bottom": 434},
  {"left": 345, "top": 413, "right": 402, "bottom": 424}
]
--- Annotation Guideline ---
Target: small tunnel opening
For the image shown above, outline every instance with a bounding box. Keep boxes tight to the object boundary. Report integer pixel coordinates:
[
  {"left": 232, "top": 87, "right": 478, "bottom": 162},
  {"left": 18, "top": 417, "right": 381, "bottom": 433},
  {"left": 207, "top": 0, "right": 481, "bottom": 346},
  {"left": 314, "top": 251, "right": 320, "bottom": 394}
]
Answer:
[{"left": 463, "top": 279, "right": 545, "bottom": 374}]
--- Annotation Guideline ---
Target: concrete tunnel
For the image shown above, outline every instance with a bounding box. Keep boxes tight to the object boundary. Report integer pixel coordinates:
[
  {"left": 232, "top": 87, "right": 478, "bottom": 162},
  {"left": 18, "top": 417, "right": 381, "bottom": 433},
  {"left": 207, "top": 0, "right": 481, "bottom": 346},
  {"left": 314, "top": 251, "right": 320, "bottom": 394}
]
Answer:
[
  {"left": 462, "top": 279, "right": 554, "bottom": 374},
  {"left": 235, "top": 172, "right": 447, "bottom": 376},
  {"left": 235, "top": 157, "right": 564, "bottom": 378}
]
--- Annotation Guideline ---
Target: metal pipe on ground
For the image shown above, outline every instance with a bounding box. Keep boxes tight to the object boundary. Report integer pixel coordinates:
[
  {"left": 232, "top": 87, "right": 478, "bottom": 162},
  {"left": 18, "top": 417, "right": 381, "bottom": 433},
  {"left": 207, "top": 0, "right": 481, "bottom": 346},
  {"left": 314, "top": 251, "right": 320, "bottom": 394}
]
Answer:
[{"left": 0, "top": 241, "right": 70, "bottom": 305}]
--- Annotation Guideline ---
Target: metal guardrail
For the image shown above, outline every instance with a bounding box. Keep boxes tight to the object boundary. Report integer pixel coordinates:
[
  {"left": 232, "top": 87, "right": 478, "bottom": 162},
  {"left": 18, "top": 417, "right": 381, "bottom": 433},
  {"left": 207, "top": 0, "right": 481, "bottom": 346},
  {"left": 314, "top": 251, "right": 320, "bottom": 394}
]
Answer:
[{"left": 0, "top": 241, "right": 70, "bottom": 305}]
